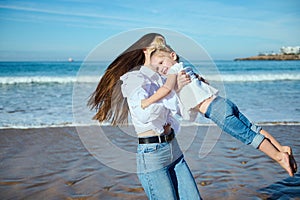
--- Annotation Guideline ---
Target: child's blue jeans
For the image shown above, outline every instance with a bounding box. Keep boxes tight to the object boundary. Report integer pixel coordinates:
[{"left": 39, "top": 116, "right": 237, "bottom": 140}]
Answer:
[
  {"left": 137, "top": 138, "right": 202, "bottom": 200},
  {"left": 205, "top": 96, "right": 265, "bottom": 148}
]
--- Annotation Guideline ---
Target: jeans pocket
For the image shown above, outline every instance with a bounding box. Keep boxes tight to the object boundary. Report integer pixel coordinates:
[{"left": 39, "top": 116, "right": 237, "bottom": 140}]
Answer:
[{"left": 138, "top": 142, "right": 169, "bottom": 154}]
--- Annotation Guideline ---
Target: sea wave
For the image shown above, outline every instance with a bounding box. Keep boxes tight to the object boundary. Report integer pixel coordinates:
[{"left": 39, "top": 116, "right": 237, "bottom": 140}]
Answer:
[
  {"left": 0, "top": 121, "right": 299, "bottom": 130},
  {"left": 0, "top": 76, "right": 99, "bottom": 84},
  {"left": 206, "top": 73, "right": 300, "bottom": 82},
  {"left": 0, "top": 73, "right": 300, "bottom": 84}
]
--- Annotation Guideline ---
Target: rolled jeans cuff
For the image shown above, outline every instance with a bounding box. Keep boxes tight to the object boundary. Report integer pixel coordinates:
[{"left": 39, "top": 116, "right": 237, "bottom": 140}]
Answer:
[
  {"left": 250, "top": 124, "right": 262, "bottom": 134},
  {"left": 250, "top": 133, "right": 265, "bottom": 149}
]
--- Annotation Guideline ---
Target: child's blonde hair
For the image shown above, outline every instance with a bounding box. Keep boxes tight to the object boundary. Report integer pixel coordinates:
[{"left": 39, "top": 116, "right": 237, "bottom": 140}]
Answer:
[
  {"left": 148, "top": 36, "right": 167, "bottom": 50},
  {"left": 151, "top": 44, "right": 180, "bottom": 62}
]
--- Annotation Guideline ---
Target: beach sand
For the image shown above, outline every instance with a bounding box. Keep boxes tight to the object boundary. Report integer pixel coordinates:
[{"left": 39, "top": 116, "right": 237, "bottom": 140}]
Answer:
[{"left": 0, "top": 125, "right": 299, "bottom": 200}]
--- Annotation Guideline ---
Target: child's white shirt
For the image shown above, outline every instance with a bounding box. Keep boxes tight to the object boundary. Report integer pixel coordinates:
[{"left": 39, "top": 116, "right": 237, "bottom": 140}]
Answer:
[{"left": 169, "top": 62, "right": 219, "bottom": 120}]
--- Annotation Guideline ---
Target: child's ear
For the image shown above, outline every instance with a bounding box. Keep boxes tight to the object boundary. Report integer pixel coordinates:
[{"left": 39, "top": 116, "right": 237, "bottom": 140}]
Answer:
[{"left": 170, "top": 52, "right": 177, "bottom": 61}]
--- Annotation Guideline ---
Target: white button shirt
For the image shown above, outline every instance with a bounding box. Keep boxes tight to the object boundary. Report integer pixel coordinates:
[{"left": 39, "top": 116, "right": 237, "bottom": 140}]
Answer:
[{"left": 120, "top": 66, "right": 180, "bottom": 135}]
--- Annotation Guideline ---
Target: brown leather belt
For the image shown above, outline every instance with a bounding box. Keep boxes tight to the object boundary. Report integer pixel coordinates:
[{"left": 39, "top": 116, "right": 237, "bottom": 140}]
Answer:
[{"left": 138, "top": 129, "right": 175, "bottom": 144}]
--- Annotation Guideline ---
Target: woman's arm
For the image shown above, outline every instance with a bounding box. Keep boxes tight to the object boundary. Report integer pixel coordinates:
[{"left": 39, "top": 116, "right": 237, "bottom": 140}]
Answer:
[{"left": 141, "top": 74, "right": 177, "bottom": 109}]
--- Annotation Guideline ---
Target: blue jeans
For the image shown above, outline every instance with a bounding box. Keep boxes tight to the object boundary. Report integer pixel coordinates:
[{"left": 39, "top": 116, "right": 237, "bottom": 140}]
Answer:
[
  {"left": 137, "top": 138, "right": 202, "bottom": 200},
  {"left": 205, "top": 96, "right": 265, "bottom": 148}
]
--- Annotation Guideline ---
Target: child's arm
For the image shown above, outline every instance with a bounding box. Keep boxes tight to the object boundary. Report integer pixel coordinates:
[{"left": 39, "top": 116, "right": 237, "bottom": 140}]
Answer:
[{"left": 141, "top": 74, "right": 177, "bottom": 109}]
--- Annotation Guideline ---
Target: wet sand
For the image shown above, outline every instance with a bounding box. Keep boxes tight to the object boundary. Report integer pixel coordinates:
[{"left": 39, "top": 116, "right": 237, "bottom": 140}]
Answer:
[{"left": 0, "top": 125, "right": 299, "bottom": 199}]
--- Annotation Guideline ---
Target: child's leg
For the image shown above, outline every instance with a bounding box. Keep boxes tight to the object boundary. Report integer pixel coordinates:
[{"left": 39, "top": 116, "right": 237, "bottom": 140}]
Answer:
[
  {"left": 259, "top": 129, "right": 297, "bottom": 174},
  {"left": 259, "top": 138, "right": 296, "bottom": 177},
  {"left": 204, "top": 97, "right": 264, "bottom": 148},
  {"left": 204, "top": 96, "right": 297, "bottom": 176},
  {"left": 237, "top": 108, "right": 297, "bottom": 173},
  {"left": 259, "top": 129, "right": 285, "bottom": 151},
  {"left": 236, "top": 105, "right": 297, "bottom": 172},
  {"left": 236, "top": 107, "right": 263, "bottom": 134}
]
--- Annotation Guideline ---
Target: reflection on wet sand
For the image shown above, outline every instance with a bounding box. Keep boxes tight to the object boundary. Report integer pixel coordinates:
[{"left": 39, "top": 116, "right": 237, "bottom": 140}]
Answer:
[{"left": 0, "top": 125, "right": 299, "bottom": 199}]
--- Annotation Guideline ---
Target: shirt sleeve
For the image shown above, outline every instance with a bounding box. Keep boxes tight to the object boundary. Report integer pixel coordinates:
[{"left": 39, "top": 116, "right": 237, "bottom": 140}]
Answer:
[
  {"left": 128, "top": 87, "right": 165, "bottom": 123},
  {"left": 120, "top": 71, "right": 144, "bottom": 98},
  {"left": 121, "top": 72, "right": 165, "bottom": 124}
]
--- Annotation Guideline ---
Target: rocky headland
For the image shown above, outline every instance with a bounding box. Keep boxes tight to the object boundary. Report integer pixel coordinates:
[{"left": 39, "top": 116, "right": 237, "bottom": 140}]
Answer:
[{"left": 234, "top": 54, "right": 300, "bottom": 61}]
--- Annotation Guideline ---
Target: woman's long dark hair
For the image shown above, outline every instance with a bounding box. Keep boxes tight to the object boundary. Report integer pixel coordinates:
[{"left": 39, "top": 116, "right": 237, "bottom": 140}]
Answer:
[{"left": 87, "top": 33, "right": 164, "bottom": 125}]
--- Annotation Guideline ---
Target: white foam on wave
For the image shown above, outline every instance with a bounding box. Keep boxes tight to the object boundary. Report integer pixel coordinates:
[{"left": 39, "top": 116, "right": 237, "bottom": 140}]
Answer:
[
  {"left": 0, "top": 76, "right": 100, "bottom": 84},
  {"left": 0, "top": 121, "right": 299, "bottom": 130},
  {"left": 205, "top": 73, "right": 300, "bottom": 82},
  {"left": 0, "top": 73, "right": 300, "bottom": 85},
  {"left": 0, "top": 122, "right": 100, "bottom": 130}
]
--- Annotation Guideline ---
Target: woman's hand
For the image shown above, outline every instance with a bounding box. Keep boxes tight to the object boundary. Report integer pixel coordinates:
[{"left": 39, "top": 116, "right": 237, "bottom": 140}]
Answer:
[
  {"left": 195, "top": 73, "right": 209, "bottom": 85},
  {"left": 176, "top": 70, "right": 191, "bottom": 92},
  {"left": 143, "top": 48, "right": 155, "bottom": 66}
]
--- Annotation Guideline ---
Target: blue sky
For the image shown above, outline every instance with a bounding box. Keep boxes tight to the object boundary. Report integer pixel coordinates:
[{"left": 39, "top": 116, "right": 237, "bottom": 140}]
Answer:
[{"left": 0, "top": 0, "right": 299, "bottom": 61}]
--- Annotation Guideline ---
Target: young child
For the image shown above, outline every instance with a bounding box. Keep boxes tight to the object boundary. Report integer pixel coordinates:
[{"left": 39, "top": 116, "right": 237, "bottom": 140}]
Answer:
[
  {"left": 141, "top": 47, "right": 297, "bottom": 177},
  {"left": 141, "top": 48, "right": 218, "bottom": 120}
]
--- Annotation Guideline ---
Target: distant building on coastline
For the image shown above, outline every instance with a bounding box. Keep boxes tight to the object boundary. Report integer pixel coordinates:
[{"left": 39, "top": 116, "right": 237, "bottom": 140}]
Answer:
[
  {"left": 258, "top": 46, "right": 300, "bottom": 56},
  {"left": 258, "top": 51, "right": 277, "bottom": 56},
  {"left": 280, "top": 46, "right": 300, "bottom": 55},
  {"left": 235, "top": 45, "right": 300, "bottom": 61}
]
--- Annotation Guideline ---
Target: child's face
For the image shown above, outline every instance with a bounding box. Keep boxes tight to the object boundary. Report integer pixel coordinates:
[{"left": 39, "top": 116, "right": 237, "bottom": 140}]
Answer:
[{"left": 150, "top": 51, "right": 177, "bottom": 75}]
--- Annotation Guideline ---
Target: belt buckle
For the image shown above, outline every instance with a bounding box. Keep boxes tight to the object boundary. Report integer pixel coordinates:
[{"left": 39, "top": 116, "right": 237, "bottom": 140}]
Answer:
[{"left": 158, "top": 135, "right": 162, "bottom": 143}]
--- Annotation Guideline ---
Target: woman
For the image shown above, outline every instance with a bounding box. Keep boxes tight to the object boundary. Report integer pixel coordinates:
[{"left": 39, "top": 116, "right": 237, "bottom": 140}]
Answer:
[{"left": 88, "top": 33, "right": 202, "bottom": 199}]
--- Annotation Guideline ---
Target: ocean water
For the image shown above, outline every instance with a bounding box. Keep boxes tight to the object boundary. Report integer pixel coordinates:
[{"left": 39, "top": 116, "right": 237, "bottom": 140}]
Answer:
[{"left": 0, "top": 60, "right": 299, "bottom": 129}]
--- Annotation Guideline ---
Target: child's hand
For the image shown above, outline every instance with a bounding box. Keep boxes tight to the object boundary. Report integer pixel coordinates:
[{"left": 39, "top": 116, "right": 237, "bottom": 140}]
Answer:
[{"left": 141, "top": 99, "right": 149, "bottom": 109}]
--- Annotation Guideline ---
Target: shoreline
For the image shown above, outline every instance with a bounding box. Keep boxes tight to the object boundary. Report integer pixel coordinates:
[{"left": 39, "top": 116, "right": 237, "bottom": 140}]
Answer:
[
  {"left": 0, "top": 121, "right": 300, "bottom": 130},
  {"left": 234, "top": 54, "right": 300, "bottom": 61}
]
